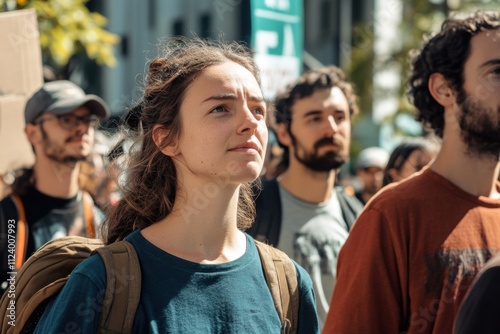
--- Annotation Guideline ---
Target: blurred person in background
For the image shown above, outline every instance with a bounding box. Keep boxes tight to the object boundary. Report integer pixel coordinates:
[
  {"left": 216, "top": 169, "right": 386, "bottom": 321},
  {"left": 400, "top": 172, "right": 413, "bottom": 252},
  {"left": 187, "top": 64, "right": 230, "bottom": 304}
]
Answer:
[
  {"left": 383, "top": 137, "right": 438, "bottom": 186},
  {"left": 79, "top": 131, "right": 121, "bottom": 210},
  {"left": 0, "top": 80, "right": 109, "bottom": 293},
  {"left": 354, "top": 146, "right": 389, "bottom": 205}
]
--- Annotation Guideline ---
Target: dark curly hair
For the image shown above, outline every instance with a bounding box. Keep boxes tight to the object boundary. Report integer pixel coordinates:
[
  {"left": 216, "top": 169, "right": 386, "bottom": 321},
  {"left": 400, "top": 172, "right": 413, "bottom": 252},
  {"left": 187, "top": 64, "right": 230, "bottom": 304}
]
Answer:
[
  {"left": 272, "top": 66, "right": 358, "bottom": 173},
  {"left": 407, "top": 10, "right": 500, "bottom": 138},
  {"left": 275, "top": 66, "right": 358, "bottom": 126}
]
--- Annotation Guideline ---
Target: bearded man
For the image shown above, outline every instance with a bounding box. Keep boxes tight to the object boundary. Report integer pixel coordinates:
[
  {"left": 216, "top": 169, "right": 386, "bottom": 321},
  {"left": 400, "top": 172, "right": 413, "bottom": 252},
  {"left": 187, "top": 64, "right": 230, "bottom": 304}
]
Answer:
[
  {"left": 0, "top": 80, "right": 109, "bottom": 293},
  {"left": 247, "top": 66, "right": 363, "bottom": 328},
  {"left": 324, "top": 10, "right": 500, "bottom": 334}
]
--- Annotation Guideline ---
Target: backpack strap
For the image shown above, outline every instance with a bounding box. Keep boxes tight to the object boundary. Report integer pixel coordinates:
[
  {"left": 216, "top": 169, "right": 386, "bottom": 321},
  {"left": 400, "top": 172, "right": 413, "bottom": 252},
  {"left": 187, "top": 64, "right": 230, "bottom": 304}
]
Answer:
[
  {"left": 10, "top": 194, "right": 28, "bottom": 270},
  {"left": 95, "top": 240, "right": 142, "bottom": 334},
  {"left": 255, "top": 240, "right": 299, "bottom": 334},
  {"left": 248, "top": 179, "right": 282, "bottom": 246},
  {"left": 2, "top": 236, "right": 104, "bottom": 334},
  {"left": 82, "top": 191, "right": 95, "bottom": 238}
]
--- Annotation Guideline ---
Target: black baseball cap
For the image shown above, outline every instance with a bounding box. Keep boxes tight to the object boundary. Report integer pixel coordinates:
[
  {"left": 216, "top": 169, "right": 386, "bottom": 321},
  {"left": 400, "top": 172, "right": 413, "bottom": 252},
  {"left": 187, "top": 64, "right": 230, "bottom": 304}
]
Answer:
[{"left": 25, "top": 80, "right": 110, "bottom": 124}]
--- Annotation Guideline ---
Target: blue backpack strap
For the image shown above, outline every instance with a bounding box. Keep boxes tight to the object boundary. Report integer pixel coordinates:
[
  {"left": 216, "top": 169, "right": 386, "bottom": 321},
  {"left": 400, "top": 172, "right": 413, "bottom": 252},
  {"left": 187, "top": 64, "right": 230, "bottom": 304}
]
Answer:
[{"left": 247, "top": 178, "right": 282, "bottom": 246}]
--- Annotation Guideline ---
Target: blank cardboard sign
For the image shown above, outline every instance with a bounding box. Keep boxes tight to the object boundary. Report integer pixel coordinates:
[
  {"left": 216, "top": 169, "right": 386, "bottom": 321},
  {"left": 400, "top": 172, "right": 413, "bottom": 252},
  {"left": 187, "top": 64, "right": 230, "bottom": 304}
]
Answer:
[
  {"left": 0, "top": 9, "right": 43, "bottom": 97},
  {"left": 0, "top": 95, "right": 34, "bottom": 174}
]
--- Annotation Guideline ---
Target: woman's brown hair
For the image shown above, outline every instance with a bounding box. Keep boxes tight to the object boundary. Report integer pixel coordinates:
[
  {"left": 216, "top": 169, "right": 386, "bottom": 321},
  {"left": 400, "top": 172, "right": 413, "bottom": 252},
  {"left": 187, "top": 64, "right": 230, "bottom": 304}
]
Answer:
[{"left": 104, "top": 38, "right": 261, "bottom": 244}]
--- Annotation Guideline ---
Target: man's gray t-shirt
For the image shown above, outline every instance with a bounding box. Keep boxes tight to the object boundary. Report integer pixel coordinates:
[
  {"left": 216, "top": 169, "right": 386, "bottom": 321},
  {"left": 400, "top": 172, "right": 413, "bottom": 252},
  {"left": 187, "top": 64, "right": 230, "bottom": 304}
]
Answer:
[{"left": 278, "top": 184, "right": 349, "bottom": 327}]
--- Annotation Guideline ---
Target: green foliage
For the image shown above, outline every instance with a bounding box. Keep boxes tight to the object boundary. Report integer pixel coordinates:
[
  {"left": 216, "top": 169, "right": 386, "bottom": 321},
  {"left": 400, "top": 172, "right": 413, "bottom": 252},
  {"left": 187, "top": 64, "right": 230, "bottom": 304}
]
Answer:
[
  {"left": 0, "top": 0, "right": 119, "bottom": 70},
  {"left": 345, "top": 22, "right": 375, "bottom": 117}
]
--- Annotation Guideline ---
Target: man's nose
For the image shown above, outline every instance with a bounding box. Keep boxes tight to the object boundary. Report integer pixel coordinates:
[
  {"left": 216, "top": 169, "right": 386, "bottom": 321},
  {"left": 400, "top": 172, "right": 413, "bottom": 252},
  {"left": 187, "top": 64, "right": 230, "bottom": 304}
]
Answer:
[{"left": 325, "top": 115, "right": 339, "bottom": 135}]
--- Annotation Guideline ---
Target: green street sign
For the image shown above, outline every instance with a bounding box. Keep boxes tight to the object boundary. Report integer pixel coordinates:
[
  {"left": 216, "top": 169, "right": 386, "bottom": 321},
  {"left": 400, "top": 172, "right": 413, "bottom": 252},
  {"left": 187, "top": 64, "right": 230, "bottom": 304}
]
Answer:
[{"left": 250, "top": 0, "right": 303, "bottom": 100}]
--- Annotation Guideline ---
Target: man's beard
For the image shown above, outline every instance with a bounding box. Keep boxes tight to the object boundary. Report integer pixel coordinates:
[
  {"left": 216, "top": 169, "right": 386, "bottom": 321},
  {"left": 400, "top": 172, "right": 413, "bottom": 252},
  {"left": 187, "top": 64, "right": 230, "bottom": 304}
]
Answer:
[
  {"left": 40, "top": 125, "right": 87, "bottom": 164},
  {"left": 458, "top": 91, "right": 500, "bottom": 160},
  {"left": 291, "top": 135, "right": 346, "bottom": 172}
]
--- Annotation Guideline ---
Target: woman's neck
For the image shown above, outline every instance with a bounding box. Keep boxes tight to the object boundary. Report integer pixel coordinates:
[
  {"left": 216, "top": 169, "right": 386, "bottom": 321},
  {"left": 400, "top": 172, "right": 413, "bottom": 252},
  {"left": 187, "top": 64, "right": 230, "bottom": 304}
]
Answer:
[{"left": 141, "top": 185, "right": 247, "bottom": 263}]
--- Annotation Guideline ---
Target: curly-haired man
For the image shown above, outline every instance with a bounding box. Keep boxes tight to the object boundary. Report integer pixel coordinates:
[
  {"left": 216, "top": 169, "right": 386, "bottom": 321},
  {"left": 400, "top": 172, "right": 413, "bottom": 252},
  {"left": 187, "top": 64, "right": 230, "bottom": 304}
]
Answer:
[{"left": 324, "top": 10, "right": 500, "bottom": 334}]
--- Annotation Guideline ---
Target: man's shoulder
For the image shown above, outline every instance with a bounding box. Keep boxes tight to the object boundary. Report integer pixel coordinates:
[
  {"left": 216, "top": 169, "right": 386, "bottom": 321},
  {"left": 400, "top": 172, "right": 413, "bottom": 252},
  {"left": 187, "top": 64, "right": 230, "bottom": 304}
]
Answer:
[
  {"left": 335, "top": 185, "right": 361, "bottom": 200},
  {"left": 248, "top": 178, "right": 282, "bottom": 244},
  {"left": 366, "top": 171, "right": 434, "bottom": 210},
  {"left": 0, "top": 195, "right": 13, "bottom": 207},
  {"left": 335, "top": 185, "right": 363, "bottom": 206},
  {"left": 0, "top": 195, "right": 18, "bottom": 219}
]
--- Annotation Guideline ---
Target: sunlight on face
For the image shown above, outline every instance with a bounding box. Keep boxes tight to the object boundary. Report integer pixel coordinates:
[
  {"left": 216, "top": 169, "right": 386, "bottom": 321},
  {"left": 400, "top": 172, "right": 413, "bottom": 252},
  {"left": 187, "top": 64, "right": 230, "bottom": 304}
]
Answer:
[
  {"left": 459, "top": 29, "right": 500, "bottom": 158},
  {"left": 173, "top": 61, "right": 268, "bottom": 185}
]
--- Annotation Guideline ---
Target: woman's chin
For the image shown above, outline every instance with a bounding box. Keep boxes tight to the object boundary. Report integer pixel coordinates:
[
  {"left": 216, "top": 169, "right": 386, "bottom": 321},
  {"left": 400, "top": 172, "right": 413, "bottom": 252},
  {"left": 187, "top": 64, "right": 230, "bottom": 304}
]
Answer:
[{"left": 231, "top": 164, "right": 263, "bottom": 183}]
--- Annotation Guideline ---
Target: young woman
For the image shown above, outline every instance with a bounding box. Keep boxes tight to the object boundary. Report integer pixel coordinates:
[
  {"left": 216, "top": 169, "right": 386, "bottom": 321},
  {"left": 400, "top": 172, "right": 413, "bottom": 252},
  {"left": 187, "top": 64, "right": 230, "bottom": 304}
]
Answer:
[{"left": 34, "top": 38, "right": 318, "bottom": 333}]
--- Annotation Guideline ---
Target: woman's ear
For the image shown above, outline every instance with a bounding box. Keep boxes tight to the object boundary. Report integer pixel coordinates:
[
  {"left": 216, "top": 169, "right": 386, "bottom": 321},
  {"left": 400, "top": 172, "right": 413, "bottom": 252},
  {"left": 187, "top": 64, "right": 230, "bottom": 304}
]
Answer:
[
  {"left": 152, "top": 124, "right": 178, "bottom": 157},
  {"left": 428, "top": 73, "right": 455, "bottom": 107},
  {"left": 274, "top": 123, "right": 292, "bottom": 148}
]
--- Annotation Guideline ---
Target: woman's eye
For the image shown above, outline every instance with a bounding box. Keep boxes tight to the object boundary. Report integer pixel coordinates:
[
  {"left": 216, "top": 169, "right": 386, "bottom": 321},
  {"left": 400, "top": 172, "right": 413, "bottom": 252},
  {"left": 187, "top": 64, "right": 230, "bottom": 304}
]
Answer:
[
  {"left": 252, "top": 106, "right": 265, "bottom": 115},
  {"left": 211, "top": 106, "right": 226, "bottom": 113}
]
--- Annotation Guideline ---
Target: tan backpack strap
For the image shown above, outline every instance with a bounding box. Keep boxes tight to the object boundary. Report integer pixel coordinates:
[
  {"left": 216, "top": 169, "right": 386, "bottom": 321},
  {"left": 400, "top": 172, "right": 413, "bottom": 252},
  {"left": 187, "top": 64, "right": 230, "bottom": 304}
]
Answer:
[
  {"left": 11, "top": 194, "right": 28, "bottom": 270},
  {"left": 275, "top": 249, "right": 298, "bottom": 334},
  {"left": 95, "top": 240, "right": 141, "bottom": 334},
  {"left": 255, "top": 240, "right": 299, "bottom": 334},
  {"left": 82, "top": 191, "right": 95, "bottom": 238}
]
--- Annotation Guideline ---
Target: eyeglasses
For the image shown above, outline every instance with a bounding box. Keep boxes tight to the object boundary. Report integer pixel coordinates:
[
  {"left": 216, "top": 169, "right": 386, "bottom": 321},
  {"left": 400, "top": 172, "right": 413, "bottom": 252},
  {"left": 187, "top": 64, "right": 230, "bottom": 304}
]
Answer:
[{"left": 35, "top": 114, "right": 99, "bottom": 130}]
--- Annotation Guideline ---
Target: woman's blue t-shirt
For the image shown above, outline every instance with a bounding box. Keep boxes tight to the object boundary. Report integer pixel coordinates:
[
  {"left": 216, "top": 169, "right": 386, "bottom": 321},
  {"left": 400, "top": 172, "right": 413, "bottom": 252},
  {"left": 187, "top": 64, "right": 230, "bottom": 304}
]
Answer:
[{"left": 34, "top": 231, "right": 319, "bottom": 333}]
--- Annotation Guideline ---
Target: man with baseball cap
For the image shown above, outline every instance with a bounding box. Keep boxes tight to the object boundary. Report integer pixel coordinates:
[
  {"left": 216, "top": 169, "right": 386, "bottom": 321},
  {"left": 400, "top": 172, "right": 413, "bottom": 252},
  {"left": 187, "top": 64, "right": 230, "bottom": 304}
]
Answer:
[
  {"left": 0, "top": 80, "right": 110, "bottom": 293},
  {"left": 354, "top": 146, "right": 389, "bottom": 205}
]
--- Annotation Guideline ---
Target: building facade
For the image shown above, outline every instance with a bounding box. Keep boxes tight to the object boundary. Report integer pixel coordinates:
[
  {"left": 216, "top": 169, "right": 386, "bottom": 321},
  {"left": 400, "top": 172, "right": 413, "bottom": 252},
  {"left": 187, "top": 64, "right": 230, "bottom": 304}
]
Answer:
[{"left": 87, "top": 0, "right": 374, "bottom": 116}]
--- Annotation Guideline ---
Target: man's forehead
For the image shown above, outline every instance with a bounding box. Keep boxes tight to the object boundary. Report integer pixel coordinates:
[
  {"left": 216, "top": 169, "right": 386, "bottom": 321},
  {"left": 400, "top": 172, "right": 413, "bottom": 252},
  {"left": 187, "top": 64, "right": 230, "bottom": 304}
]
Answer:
[
  {"left": 292, "top": 87, "right": 348, "bottom": 110},
  {"left": 468, "top": 29, "right": 500, "bottom": 62},
  {"left": 41, "top": 106, "right": 91, "bottom": 117}
]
